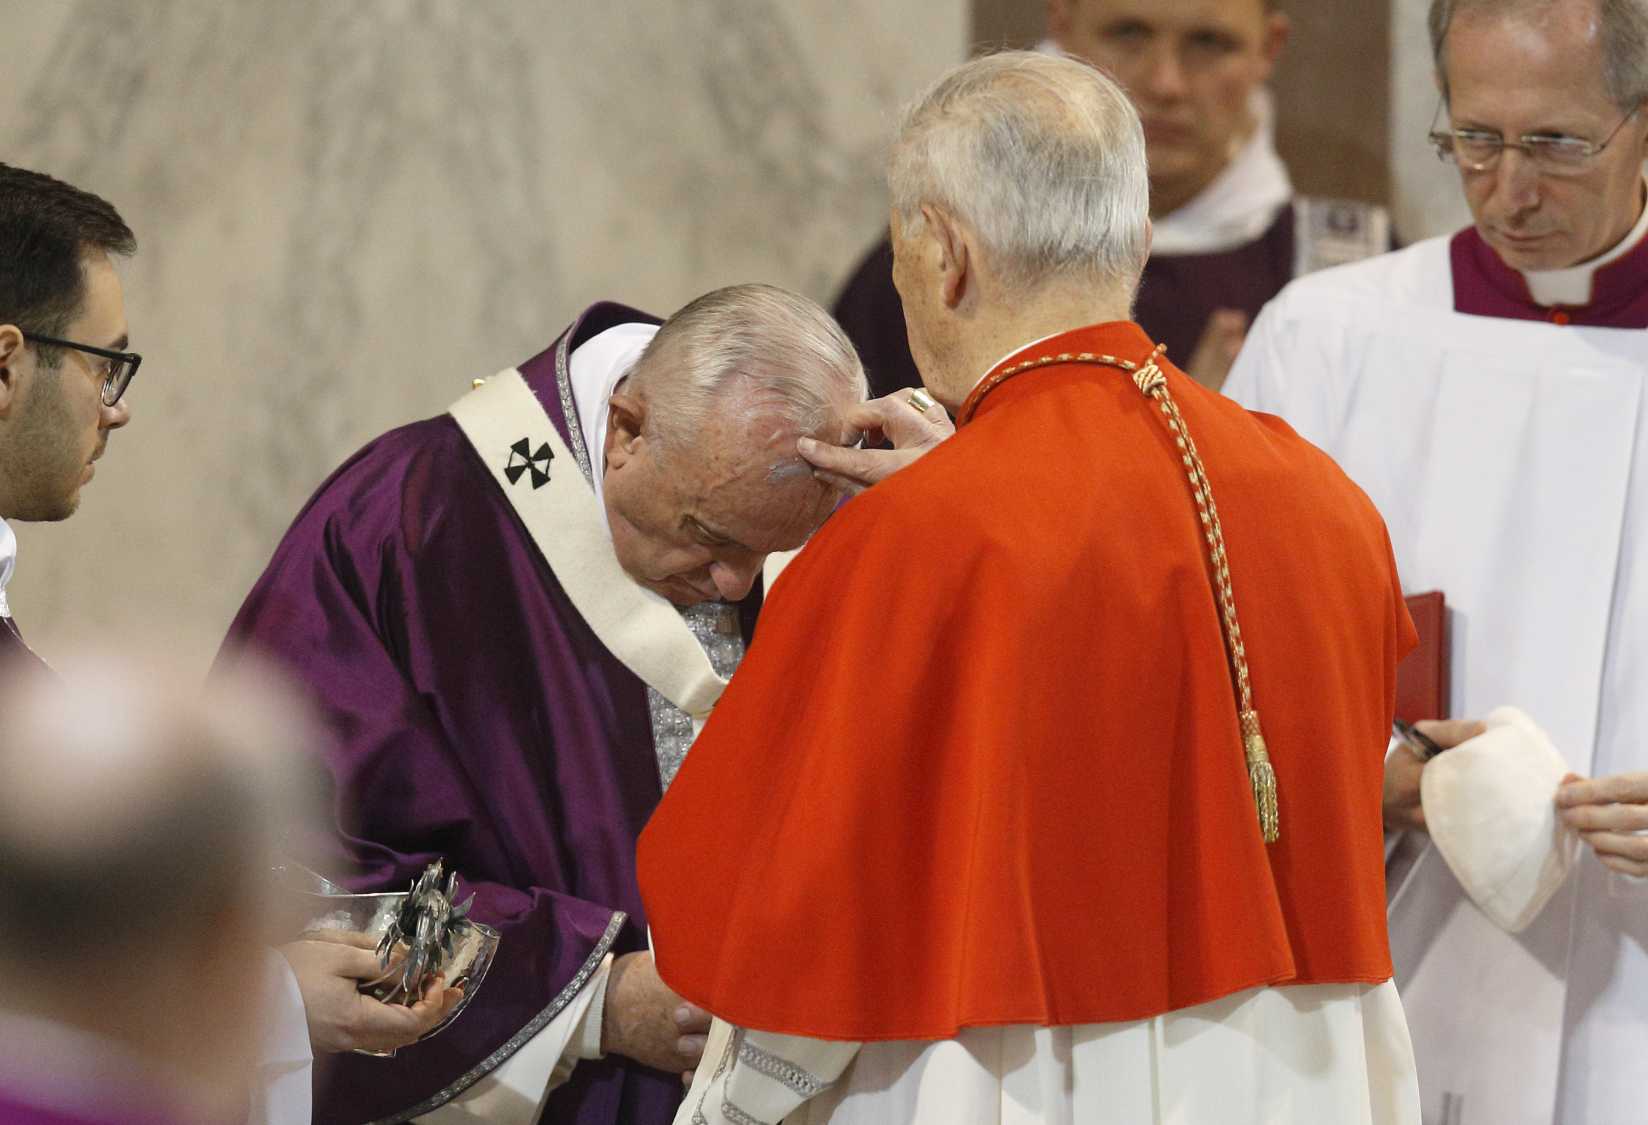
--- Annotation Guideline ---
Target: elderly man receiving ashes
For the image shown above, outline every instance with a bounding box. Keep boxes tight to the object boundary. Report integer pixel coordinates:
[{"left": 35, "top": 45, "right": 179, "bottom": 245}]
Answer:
[{"left": 223, "top": 285, "right": 866, "bottom": 1125}]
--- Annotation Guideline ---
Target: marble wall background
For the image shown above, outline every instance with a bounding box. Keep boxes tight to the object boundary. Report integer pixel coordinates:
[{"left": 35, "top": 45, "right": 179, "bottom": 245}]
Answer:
[
  {"left": 1390, "top": 0, "right": 1475, "bottom": 242},
  {"left": 2, "top": 0, "right": 965, "bottom": 670}
]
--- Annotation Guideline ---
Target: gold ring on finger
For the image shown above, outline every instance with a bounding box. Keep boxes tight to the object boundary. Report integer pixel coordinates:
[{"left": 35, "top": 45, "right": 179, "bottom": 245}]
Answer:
[{"left": 907, "top": 387, "right": 937, "bottom": 415}]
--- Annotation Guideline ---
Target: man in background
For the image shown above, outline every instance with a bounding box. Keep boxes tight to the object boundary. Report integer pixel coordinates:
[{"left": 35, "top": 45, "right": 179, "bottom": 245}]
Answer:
[
  {"left": 0, "top": 163, "right": 453, "bottom": 1123},
  {"left": 1225, "top": 0, "right": 1648, "bottom": 1119},
  {"left": 0, "top": 163, "right": 136, "bottom": 667},
  {"left": 834, "top": 0, "right": 1389, "bottom": 393}
]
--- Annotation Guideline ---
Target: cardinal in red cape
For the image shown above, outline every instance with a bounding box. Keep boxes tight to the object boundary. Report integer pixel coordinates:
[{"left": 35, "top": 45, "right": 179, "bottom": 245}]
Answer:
[{"left": 640, "top": 51, "right": 1421, "bottom": 1125}]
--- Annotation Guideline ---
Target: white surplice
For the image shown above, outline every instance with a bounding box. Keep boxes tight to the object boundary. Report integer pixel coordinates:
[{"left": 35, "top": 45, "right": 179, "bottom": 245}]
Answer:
[
  {"left": 1224, "top": 235, "right": 1648, "bottom": 1125},
  {"left": 678, "top": 982, "right": 1417, "bottom": 1125}
]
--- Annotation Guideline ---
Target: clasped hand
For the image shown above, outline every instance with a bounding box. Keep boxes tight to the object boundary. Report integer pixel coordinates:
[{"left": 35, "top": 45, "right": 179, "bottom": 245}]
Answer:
[
  {"left": 602, "top": 951, "right": 711, "bottom": 1079},
  {"left": 1557, "top": 772, "right": 1648, "bottom": 877}
]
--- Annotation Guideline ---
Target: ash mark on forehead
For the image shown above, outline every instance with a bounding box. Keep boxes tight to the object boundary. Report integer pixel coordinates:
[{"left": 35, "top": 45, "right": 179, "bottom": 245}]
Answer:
[{"left": 765, "top": 458, "right": 814, "bottom": 483}]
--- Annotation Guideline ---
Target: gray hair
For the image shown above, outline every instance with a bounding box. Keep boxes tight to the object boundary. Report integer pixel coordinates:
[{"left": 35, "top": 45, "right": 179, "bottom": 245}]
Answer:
[
  {"left": 1430, "top": 0, "right": 1648, "bottom": 109},
  {"left": 627, "top": 283, "right": 867, "bottom": 451},
  {"left": 888, "top": 50, "right": 1150, "bottom": 296}
]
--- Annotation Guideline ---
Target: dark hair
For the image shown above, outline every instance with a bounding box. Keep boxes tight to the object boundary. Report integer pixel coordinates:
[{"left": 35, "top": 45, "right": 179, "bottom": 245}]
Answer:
[{"left": 0, "top": 163, "right": 135, "bottom": 345}]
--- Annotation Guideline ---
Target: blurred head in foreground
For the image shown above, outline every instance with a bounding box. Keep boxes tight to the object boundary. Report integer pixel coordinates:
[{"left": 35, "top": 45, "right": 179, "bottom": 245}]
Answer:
[{"left": 0, "top": 651, "right": 318, "bottom": 1120}]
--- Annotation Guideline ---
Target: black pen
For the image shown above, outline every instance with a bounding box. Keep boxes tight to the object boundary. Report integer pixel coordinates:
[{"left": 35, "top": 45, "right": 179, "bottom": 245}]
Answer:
[{"left": 1393, "top": 718, "right": 1445, "bottom": 762}]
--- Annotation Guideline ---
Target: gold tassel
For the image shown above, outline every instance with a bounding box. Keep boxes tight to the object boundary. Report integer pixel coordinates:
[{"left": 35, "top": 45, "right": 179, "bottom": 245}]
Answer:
[{"left": 1242, "top": 710, "right": 1280, "bottom": 843}]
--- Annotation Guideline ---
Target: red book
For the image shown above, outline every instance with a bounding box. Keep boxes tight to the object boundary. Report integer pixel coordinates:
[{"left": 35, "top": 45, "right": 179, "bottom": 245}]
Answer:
[{"left": 1396, "top": 591, "right": 1449, "bottom": 722}]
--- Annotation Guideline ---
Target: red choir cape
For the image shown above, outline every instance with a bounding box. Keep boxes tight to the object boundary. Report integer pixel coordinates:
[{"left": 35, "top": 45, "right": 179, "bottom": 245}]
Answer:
[{"left": 638, "top": 322, "right": 1416, "bottom": 1041}]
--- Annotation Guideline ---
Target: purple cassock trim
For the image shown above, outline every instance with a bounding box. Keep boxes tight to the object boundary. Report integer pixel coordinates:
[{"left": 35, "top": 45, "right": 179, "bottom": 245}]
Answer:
[
  {"left": 833, "top": 208, "right": 1297, "bottom": 398},
  {"left": 222, "top": 303, "right": 759, "bottom": 1125},
  {"left": 1451, "top": 225, "right": 1648, "bottom": 328}
]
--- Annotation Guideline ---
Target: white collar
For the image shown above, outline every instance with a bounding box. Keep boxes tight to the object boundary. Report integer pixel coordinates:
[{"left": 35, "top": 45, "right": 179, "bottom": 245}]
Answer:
[
  {"left": 968, "top": 330, "right": 1065, "bottom": 397},
  {"left": 1036, "top": 39, "right": 1292, "bottom": 256},
  {"left": 0, "top": 518, "right": 15, "bottom": 619},
  {"left": 566, "top": 322, "right": 660, "bottom": 525},
  {"left": 1520, "top": 183, "right": 1648, "bottom": 307},
  {"left": 1148, "top": 88, "right": 1294, "bottom": 256}
]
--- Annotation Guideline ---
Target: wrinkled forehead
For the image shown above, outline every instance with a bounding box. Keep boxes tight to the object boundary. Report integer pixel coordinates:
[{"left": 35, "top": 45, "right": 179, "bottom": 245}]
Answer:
[
  {"left": 669, "top": 414, "right": 843, "bottom": 547},
  {"left": 712, "top": 463, "right": 837, "bottom": 543}
]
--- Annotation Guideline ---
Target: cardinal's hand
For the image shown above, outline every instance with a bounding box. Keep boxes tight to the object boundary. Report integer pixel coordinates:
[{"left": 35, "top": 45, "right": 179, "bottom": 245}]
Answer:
[{"left": 799, "top": 389, "right": 954, "bottom": 496}]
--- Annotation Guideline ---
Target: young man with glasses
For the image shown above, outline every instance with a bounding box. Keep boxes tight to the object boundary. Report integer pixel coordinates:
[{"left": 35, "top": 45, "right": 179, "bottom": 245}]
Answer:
[
  {"left": 1225, "top": 1, "right": 1648, "bottom": 1121},
  {"left": 0, "top": 163, "right": 138, "bottom": 667},
  {"left": 0, "top": 164, "right": 460, "bottom": 1125}
]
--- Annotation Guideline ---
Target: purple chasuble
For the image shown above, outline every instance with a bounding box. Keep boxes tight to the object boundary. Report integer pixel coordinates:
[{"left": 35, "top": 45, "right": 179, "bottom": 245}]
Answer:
[
  {"left": 221, "top": 303, "right": 760, "bottom": 1125},
  {"left": 1451, "top": 225, "right": 1648, "bottom": 328},
  {"left": 831, "top": 208, "right": 1296, "bottom": 398}
]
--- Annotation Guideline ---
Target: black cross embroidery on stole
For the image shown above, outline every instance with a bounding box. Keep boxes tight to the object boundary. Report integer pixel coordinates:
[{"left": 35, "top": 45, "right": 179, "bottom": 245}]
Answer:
[{"left": 505, "top": 436, "right": 554, "bottom": 489}]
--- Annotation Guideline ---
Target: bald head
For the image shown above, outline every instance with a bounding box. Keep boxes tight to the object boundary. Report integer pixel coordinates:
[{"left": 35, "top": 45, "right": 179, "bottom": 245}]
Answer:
[
  {"left": 0, "top": 653, "right": 322, "bottom": 1113},
  {"left": 0, "top": 657, "right": 315, "bottom": 970}
]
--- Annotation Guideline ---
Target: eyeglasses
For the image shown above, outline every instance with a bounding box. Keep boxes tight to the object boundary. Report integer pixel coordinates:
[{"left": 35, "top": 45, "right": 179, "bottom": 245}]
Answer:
[
  {"left": 1429, "top": 103, "right": 1641, "bottom": 176},
  {"left": 21, "top": 331, "right": 142, "bottom": 406}
]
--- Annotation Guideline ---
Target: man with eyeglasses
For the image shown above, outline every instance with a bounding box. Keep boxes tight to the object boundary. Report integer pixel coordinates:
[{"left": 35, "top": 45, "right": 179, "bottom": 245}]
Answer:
[
  {"left": 0, "top": 163, "right": 463, "bottom": 1125},
  {"left": 0, "top": 164, "right": 137, "bottom": 668},
  {"left": 832, "top": 0, "right": 1392, "bottom": 395},
  {"left": 1224, "top": 1, "right": 1648, "bottom": 1121}
]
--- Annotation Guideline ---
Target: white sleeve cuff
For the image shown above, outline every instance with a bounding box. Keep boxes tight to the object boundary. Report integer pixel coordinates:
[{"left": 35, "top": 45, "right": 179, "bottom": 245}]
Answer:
[
  {"left": 572, "top": 952, "right": 612, "bottom": 1060},
  {"left": 681, "top": 1019, "right": 859, "bottom": 1125},
  {"left": 418, "top": 955, "right": 613, "bottom": 1124}
]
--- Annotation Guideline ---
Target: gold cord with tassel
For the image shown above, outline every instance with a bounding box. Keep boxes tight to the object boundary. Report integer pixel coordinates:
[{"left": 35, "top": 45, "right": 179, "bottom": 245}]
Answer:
[
  {"left": 967, "top": 344, "right": 1280, "bottom": 842},
  {"left": 1133, "top": 346, "right": 1280, "bottom": 843}
]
